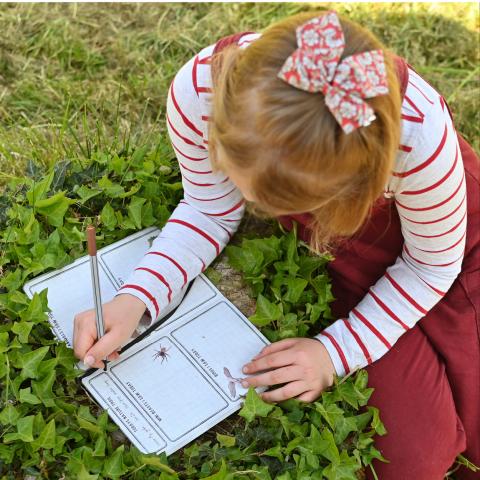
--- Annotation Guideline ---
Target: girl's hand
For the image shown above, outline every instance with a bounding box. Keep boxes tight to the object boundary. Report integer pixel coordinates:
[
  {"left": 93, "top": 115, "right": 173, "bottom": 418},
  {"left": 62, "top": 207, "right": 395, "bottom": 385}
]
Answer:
[
  {"left": 73, "top": 294, "right": 147, "bottom": 369},
  {"left": 240, "top": 338, "right": 336, "bottom": 403}
]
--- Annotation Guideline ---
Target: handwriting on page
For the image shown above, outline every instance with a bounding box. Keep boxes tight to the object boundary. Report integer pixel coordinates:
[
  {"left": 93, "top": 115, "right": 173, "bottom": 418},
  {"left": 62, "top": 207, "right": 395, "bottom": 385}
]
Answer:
[{"left": 88, "top": 373, "right": 167, "bottom": 453}]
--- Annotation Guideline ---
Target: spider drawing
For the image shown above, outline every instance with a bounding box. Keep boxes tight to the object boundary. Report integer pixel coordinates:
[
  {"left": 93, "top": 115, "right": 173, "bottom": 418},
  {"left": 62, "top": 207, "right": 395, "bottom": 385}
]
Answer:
[{"left": 152, "top": 344, "right": 171, "bottom": 363}]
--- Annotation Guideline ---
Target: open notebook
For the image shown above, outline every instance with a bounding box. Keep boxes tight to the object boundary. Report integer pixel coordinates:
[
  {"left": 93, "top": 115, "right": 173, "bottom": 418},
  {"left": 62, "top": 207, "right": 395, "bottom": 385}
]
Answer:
[{"left": 23, "top": 226, "right": 270, "bottom": 455}]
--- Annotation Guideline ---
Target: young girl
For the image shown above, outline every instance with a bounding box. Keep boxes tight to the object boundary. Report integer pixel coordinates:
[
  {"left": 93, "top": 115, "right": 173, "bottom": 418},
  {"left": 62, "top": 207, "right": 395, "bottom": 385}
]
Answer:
[{"left": 73, "top": 10, "right": 479, "bottom": 479}]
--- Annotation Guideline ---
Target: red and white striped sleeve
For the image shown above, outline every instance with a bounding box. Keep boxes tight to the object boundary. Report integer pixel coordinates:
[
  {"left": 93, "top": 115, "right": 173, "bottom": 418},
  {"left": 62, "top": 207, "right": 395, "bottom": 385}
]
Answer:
[
  {"left": 315, "top": 71, "right": 467, "bottom": 377},
  {"left": 114, "top": 42, "right": 246, "bottom": 321}
]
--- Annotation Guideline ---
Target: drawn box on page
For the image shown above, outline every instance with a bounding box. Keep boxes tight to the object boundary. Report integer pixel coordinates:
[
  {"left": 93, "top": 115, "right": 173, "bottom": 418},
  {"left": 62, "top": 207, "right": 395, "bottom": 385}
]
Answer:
[
  {"left": 87, "top": 372, "right": 167, "bottom": 454},
  {"left": 109, "top": 336, "right": 229, "bottom": 441},
  {"left": 171, "top": 301, "right": 269, "bottom": 401},
  {"left": 24, "top": 258, "right": 118, "bottom": 348},
  {"left": 98, "top": 228, "right": 160, "bottom": 287}
]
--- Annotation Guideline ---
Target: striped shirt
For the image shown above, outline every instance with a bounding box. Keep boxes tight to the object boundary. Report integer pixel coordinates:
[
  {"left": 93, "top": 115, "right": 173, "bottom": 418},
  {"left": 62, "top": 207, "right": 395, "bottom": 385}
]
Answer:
[{"left": 115, "top": 33, "right": 467, "bottom": 377}]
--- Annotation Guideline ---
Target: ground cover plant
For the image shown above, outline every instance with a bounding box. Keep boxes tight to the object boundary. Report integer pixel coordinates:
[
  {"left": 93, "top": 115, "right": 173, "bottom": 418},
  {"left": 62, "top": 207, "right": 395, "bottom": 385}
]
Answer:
[
  {"left": 0, "top": 132, "right": 387, "bottom": 479},
  {"left": 0, "top": 3, "right": 478, "bottom": 479}
]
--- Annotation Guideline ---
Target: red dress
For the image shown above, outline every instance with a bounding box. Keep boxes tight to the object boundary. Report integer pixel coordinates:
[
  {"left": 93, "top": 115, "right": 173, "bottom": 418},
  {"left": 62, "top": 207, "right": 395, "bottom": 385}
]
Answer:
[{"left": 213, "top": 34, "right": 480, "bottom": 479}]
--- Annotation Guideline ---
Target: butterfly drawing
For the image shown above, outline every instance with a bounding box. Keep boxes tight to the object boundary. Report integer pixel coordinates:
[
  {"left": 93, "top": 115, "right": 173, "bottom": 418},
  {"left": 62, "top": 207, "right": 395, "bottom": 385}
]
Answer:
[{"left": 223, "top": 367, "right": 244, "bottom": 398}]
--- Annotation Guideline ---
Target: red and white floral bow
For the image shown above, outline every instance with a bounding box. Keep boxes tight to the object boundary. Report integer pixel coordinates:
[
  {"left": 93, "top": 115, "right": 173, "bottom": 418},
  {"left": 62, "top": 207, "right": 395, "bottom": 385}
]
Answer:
[{"left": 277, "top": 11, "right": 389, "bottom": 134}]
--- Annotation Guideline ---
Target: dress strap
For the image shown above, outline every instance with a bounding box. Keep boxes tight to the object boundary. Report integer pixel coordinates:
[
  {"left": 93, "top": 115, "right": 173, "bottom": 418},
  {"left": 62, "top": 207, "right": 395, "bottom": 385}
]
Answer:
[
  {"left": 392, "top": 54, "right": 409, "bottom": 101},
  {"left": 211, "top": 31, "right": 256, "bottom": 85}
]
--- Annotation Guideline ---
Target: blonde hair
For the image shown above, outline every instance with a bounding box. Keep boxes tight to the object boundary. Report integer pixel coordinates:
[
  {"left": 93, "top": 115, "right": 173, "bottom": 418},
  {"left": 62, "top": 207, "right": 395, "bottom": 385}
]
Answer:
[{"left": 208, "top": 10, "right": 402, "bottom": 253}]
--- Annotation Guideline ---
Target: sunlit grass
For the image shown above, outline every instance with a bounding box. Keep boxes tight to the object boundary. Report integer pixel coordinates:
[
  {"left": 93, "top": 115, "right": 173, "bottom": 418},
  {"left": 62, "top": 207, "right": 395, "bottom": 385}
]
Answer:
[{"left": 0, "top": 2, "right": 478, "bottom": 183}]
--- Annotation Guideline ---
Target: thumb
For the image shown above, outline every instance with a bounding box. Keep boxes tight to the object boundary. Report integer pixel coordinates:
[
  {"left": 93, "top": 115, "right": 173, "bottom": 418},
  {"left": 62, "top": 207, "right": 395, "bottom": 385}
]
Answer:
[{"left": 84, "top": 331, "right": 123, "bottom": 368}]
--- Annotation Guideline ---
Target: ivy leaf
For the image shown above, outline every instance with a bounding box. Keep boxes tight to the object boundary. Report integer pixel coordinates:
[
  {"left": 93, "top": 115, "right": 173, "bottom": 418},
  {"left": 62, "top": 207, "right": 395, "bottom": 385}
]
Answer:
[
  {"left": 59, "top": 225, "right": 84, "bottom": 247},
  {"left": 91, "top": 434, "right": 105, "bottom": 457},
  {"left": 0, "top": 404, "right": 20, "bottom": 425},
  {"left": 19, "top": 387, "right": 41, "bottom": 405},
  {"left": 355, "top": 369, "right": 369, "bottom": 390},
  {"left": 283, "top": 230, "right": 300, "bottom": 275},
  {"left": 216, "top": 433, "right": 236, "bottom": 448},
  {"left": 26, "top": 170, "right": 54, "bottom": 205},
  {"left": 31, "top": 419, "right": 56, "bottom": 451},
  {"left": 311, "top": 274, "right": 335, "bottom": 306},
  {"left": 368, "top": 406, "right": 387, "bottom": 436},
  {"left": 101, "top": 202, "right": 117, "bottom": 230},
  {"left": 76, "top": 185, "right": 102, "bottom": 203},
  {"left": 322, "top": 450, "right": 360, "bottom": 480},
  {"left": 0, "top": 268, "right": 23, "bottom": 291},
  {"left": 0, "top": 332, "right": 10, "bottom": 353},
  {"left": 276, "top": 472, "right": 293, "bottom": 480},
  {"left": 97, "top": 176, "right": 125, "bottom": 197},
  {"left": 0, "top": 353, "right": 6, "bottom": 379},
  {"left": 102, "top": 445, "right": 128, "bottom": 479},
  {"left": 32, "top": 369, "right": 56, "bottom": 407},
  {"left": 203, "top": 459, "right": 227, "bottom": 480},
  {"left": 226, "top": 245, "right": 264, "bottom": 276},
  {"left": 137, "top": 454, "right": 177, "bottom": 474},
  {"left": 20, "top": 346, "right": 49, "bottom": 379},
  {"left": 353, "top": 410, "right": 373, "bottom": 432},
  {"left": 12, "top": 321, "right": 33, "bottom": 343},
  {"left": 249, "top": 294, "right": 282, "bottom": 327},
  {"left": 4, "top": 415, "right": 34, "bottom": 443},
  {"left": 51, "top": 160, "right": 71, "bottom": 192},
  {"left": 308, "top": 304, "right": 322, "bottom": 324},
  {"left": 141, "top": 200, "right": 155, "bottom": 226},
  {"left": 77, "top": 465, "right": 99, "bottom": 480},
  {"left": 284, "top": 277, "right": 308, "bottom": 303},
  {"left": 263, "top": 444, "right": 284, "bottom": 461},
  {"left": 35, "top": 192, "right": 75, "bottom": 227},
  {"left": 314, "top": 426, "right": 340, "bottom": 463},
  {"left": 239, "top": 387, "right": 275, "bottom": 423},
  {"left": 55, "top": 342, "right": 76, "bottom": 371},
  {"left": 118, "top": 183, "right": 142, "bottom": 199},
  {"left": 21, "top": 290, "right": 49, "bottom": 324},
  {"left": 26, "top": 158, "right": 43, "bottom": 180},
  {"left": 333, "top": 415, "right": 359, "bottom": 444},
  {"left": 127, "top": 196, "right": 146, "bottom": 229},
  {"left": 243, "top": 236, "right": 281, "bottom": 266},
  {"left": 316, "top": 402, "right": 345, "bottom": 431},
  {"left": 337, "top": 382, "right": 364, "bottom": 409},
  {"left": 77, "top": 414, "right": 103, "bottom": 435},
  {"left": 297, "top": 255, "right": 327, "bottom": 280}
]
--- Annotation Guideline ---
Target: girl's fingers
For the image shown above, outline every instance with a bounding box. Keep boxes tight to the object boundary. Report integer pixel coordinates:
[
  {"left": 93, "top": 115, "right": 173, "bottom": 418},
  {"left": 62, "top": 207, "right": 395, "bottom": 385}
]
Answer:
[
  {"left": 73, "top": 324, "right": 97, "bottom": 362},
  {"left": 261, "top": 380, "right": 308, "bottom": 403},
  {"left": 84, "top": 329, "right": 125, "bottom": 368},
  {"left": 241, "top": 365, "right": 303, "bottom": 388},
  {"left": 243, "top": 349, "right": 296, "bottom": 374},
  {"left": 251, "top": 338, "right": 297, "bottom": 360},
  {"left": 295, "top": 390, "right": 321, "bottom": 403},
  {"left": 107, "top": 351, "right": 120, "bottom": 361}
]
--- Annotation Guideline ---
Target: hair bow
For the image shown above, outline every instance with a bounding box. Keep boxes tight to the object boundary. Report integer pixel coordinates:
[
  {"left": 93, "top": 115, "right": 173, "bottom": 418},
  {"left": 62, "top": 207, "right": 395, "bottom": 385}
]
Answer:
[{"left": 277, "top": 10, "right": 389, "bottom": 134}]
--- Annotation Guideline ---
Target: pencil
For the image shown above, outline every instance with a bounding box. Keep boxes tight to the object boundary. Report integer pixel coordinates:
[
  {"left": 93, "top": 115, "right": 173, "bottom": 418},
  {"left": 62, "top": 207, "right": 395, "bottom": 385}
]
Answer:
[{"left": 86, "top": 225, "right": 108, "bottom": 371}]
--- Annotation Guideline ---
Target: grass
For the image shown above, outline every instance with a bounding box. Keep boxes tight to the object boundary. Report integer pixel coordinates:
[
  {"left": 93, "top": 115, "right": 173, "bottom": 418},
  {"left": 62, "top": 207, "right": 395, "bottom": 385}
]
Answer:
[{"left": 0, "top": 2, "right": 478, "bottom": 184}]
